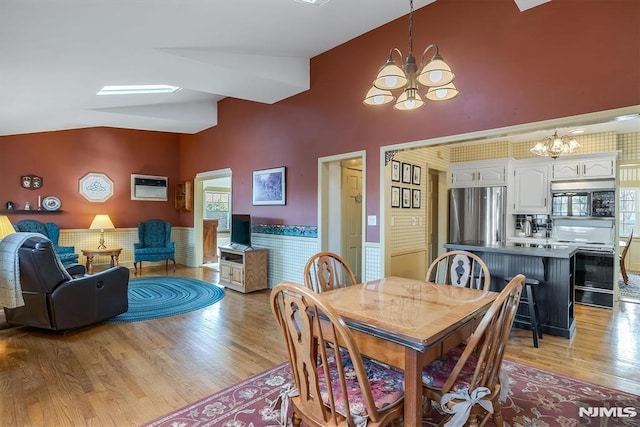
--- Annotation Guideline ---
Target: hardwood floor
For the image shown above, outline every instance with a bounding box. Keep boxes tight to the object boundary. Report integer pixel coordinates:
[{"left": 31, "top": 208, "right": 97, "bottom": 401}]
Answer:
[{"left": 1, "top": 265, "right": 639, "bottom": 425}]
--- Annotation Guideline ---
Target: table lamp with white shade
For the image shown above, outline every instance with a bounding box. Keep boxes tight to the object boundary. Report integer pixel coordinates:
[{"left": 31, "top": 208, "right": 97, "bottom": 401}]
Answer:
[
  {"left": 0, "top": 215, "right": 16, "bottom": 240},
  {"left": 89, "top": 214, "right": 115, "bottom": 249}
]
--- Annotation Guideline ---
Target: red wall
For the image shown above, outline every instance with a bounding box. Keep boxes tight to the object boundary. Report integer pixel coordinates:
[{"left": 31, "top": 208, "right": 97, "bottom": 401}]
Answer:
[
  {"left": 1, "top": 1, "right": 638, "bottom": 240},
  {"left": 178, "top": 0, "right": 640, "bottom": 242},
  {"left": 0, "top": 128, "right": 181, "bottom": 229}
]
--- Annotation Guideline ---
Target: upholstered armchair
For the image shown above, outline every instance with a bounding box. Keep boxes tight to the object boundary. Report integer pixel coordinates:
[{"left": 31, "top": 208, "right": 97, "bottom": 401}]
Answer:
[
  {"left": 133, "top": 219, "right": 176, "bottom": 273},
  {"left": 3, "top": 235, "right": 129, "bottom": 331},
  {"left": 13, "top": 219, "right": 79, "bottom": 265}
]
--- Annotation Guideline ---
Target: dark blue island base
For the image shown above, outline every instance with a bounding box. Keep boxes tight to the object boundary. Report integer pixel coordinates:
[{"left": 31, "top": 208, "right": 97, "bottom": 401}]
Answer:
[{"left": 444, "top": 242, "right": 578, "bottom": 339}]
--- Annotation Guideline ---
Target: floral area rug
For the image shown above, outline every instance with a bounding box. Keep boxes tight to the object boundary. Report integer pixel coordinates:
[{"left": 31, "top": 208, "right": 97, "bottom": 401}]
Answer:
[{"left": 142, "top": 360, "right": 640, "bottom": 427}]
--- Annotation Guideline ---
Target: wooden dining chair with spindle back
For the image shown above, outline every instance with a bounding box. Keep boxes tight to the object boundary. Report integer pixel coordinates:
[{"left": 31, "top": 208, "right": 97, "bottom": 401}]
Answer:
[
  {"left": 422, "top": 274, "right": 525, "bottom": 427},
  {"left": 426, "top": 250, "right": 491, "bottom": 291},
  {"left": 304, "top": 251, "right": 357, "bottom": 293},
  {"left": 271, "top": 282, "right": 405, "bottom": 427}
]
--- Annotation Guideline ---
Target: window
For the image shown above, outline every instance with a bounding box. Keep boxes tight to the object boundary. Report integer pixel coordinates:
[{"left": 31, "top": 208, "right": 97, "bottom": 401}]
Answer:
[
  {"left": 619, "top": 188, "right": 638, "bottom": 237},
  {"left": 204, "top": 190, "right": 230, "bottom": 231}
]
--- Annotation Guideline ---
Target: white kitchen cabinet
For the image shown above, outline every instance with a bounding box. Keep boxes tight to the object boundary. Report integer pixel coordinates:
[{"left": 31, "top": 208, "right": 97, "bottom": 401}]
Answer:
[
  {"left": 512, "top": 163, "right": 549, "bottom": 213},
  {"left": 450, "top": 160, "right": 507, "bottom": 188},
  {"left": 551, "top": 156, "right": 616, "bottom": 180}
]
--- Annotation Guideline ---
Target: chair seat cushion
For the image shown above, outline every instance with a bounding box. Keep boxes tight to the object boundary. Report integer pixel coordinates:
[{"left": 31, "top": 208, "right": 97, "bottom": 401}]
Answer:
[
  {"left": 134, "top": 247, "right": 174, "bottom": 256},
  {"left": 422, "top": 345, "right": 477, "bottom": 392},
  {"left": 317, "top": 350, "right": 404, "bottom": 419}
]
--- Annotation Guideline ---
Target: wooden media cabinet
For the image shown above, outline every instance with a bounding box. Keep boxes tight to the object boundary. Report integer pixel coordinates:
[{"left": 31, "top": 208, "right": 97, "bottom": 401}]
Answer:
[{"left": 219, "top": 246, "right": 268, "bottom": 293}]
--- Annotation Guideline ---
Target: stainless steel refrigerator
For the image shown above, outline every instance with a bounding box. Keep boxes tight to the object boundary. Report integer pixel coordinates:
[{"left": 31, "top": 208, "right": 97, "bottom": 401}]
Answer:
[{"left": 449, "top": 187, "right": 506, "bottom": 244}]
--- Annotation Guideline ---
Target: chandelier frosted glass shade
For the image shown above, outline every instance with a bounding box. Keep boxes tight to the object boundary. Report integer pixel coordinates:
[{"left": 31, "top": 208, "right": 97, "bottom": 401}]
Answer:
[
  {"left": 363, "top": 86, "right": 395, "bottom": 106},
  {"left": 530, "top": 131, "right": 581, "bottom": 159},
  {"left": 373, "top": 61, "right": 408, "bottom": 90},
  {"left": 417, "top": 55, "right": 455, "bottom": 87},
  {"left": 394, "top": 89, "right": 425, "bottom": 111}
]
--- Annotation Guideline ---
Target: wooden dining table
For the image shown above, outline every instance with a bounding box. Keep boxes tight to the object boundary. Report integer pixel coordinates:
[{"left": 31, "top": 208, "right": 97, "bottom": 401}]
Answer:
[{"left": 319, "top": 276, "right": 498, "bottom": 427}]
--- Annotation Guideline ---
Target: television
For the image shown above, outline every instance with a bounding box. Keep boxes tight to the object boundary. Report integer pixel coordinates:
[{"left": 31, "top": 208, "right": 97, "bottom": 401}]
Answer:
[{"left": 231, "top": 214, "right": 252, "bottom": 248}]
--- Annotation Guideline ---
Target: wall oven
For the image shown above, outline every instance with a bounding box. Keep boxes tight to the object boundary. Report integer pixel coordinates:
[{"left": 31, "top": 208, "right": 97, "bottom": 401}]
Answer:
[
  {"left": 551, "top": 180, "right": 615, "bottom": 218},
  {"left": 574, "top": 248, "right": 615, "bottom": 308}
]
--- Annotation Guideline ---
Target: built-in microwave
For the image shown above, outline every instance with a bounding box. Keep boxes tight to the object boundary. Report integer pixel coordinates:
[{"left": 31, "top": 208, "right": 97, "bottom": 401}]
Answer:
[{"left": 551, "top": 180, "right": 615, "bottom": 218}]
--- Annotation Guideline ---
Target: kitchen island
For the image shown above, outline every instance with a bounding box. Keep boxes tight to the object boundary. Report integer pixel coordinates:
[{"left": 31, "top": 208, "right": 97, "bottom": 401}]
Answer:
[{"left": 444, "top": 241, "right": 578, "bottom": 338}]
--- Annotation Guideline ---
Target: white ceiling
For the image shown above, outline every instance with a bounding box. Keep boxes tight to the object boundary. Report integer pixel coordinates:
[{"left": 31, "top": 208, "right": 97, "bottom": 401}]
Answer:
[
  {"left": 0, "top": 0, "right": 441, "bottom": 136},
  {"left": 4, "top": 0, "right": 630, "bottom": 143}
]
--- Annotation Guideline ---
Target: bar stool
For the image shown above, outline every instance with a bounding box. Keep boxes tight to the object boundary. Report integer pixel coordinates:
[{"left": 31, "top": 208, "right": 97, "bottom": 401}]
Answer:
[{"left": 505, "top": 276, "right": 543, "bottom": 348}]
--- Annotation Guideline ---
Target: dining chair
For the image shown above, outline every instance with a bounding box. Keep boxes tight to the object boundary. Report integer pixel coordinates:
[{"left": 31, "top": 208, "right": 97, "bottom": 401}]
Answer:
[
  {"left": 620, "top": 230, "right": 633, "bottom": 286},
  {"left": 422, "top": 274, "right": 525, "bottom": 427},
  {"left": 271, "top": 282, "right": 405, "bottom": 427},
  {"left": 303, "top": 251, "right": 357, "bottom": 293},
  {"left": 426, "top": 250, "right": 491, "bottom": 291}
]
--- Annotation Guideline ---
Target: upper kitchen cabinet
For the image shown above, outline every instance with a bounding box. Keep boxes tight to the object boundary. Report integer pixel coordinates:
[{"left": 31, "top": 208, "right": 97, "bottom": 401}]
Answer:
[
  {"left": 550, "top": 152, "right": 617, "bottom": 181},
  {"left": 450, "top": 159, "right": 508, "bottom": 188},
  {"left": 511, "top": 162, "right": 550, "bottom": 214}
]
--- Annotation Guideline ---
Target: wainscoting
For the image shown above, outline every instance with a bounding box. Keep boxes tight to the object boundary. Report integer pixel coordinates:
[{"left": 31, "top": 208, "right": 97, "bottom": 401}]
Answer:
[{"left": 57, "top": 227, "right": 383, "bottom": 287}]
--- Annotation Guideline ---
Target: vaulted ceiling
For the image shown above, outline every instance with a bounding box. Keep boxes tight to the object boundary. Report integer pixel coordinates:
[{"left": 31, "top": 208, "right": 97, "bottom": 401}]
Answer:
[{"left": 1, "top": 0, "right": 553, "bottom": 137}]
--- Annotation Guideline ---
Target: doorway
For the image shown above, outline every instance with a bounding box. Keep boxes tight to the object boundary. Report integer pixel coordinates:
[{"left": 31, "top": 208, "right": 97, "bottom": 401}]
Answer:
[
  {"left": 318, "top": 151, "right": 366, "bottom": 282},
  {"left": 194, "top": 168, "right": 232, "bottom": 268}
]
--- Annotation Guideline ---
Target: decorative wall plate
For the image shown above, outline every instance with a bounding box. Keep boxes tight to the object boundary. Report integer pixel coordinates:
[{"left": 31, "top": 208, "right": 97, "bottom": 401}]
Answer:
[
  {"left": 42, "top": 196, "right": 61, "bottom": 211},
  {"left": 79, "top": 172, "right": 114, "bottom": 202}
]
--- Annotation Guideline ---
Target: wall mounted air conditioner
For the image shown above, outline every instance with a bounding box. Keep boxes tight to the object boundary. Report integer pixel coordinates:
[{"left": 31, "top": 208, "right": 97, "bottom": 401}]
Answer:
[{"left": 131, "top": 174, "right": 168, "bottom": 201}]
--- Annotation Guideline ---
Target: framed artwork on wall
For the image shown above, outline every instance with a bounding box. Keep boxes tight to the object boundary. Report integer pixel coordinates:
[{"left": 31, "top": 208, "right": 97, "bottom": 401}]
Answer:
[
  {"left": 412, "top": 165, "right": 422, "bottom": 185},
  {"left": 391, "top": 186, "right": 400, "bottom": 208},
  {"left": 402, "top": 162, "right": 412, "bottom": 184},
  {"left": 79, "top": 172, "right": 114, "bottom": 202},
  {"left": 253, "top": 166, "right": 286, "bottom": 205},
  {"left": 412, "top": 189, "right": 421, "bottom": 208},
  {"left": 391, "top": 160, "right": 401, "bottom": 182},
  {"left": 402, "top": 187, "right": 411, "bottom": 208}
]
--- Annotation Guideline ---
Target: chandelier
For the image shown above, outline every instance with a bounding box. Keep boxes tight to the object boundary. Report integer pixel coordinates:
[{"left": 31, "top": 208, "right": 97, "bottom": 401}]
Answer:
[
  {"left": 530, "top": 130, "right": 581, "bottom": 159},
  {"left": 363, "top": 0, "right": 458, "bottom": 111}
]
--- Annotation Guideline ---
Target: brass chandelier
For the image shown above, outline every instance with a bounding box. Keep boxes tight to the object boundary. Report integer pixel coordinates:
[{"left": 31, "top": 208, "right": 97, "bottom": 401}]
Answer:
[
  {"left": 530, "top": 130, "right": 581, "bottom": 159},
  {"left": 363, "top": 0, "right": 458, "bottom": 111}
]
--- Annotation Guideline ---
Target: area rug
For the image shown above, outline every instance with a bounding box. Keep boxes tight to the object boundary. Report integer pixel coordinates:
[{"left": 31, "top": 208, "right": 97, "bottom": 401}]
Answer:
[
  {"left": 106, "top": 277, "right": 224, "bottom": 323},
  {"left": 620, "top": 272, "right": 640, "bottom": 300},
  {"left": 142, "top": 360, "right": 640, "bottom": 427}
]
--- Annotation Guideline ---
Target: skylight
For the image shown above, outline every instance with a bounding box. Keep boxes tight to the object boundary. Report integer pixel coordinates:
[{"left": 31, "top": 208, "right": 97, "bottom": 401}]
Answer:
[
  {"left": 295, "top": 0, "right": 331, "bottom": 5},
  {"left": 97, "top": 85, "right": 182, "bottom": 96}
]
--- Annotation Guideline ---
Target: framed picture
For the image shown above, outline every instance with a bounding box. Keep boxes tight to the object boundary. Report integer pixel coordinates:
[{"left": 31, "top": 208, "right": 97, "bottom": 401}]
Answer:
[
  {"left": 391, "top": 160, "right": 401, "bottom": 182},
  {"left": 253, "top": 166, "right": 286, "bottom": 205},
  {"left": 391, "top": 186, "right": 400, "bottom": 208},
  {"left": 79, "top": 172, "right": 114, "bottom": 202},
  {"left": 402, "top": 187, "right": 411, "bottom": 208},
  {"left": 412, "top": 165, "right": 422, "bottom": 186},
  {"left": 412, "top": 189, "right": 421, "bottom": 208},
  {"left": 402, "top": 163, "right": 412, "bottom": 184}
]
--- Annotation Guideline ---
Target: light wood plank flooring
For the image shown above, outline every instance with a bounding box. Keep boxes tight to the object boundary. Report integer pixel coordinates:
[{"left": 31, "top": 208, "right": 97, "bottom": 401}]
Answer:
[{"left": 1, "top": 265, "right": 638, "bottom": 426}]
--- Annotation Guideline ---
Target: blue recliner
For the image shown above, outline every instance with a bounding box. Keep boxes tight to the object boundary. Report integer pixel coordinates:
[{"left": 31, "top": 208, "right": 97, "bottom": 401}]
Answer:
[
  {"left": 13, "top": 219, "right": 79, "bottom": 265},
  {"left": 133, "top": 219, "right": 176, "bottom": 274}
]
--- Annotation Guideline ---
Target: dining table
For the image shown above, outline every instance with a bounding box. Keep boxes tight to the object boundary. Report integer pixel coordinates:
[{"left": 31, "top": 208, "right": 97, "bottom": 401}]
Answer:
[{"left": 319, "top": 276, "right": 498, "bottom": 427}]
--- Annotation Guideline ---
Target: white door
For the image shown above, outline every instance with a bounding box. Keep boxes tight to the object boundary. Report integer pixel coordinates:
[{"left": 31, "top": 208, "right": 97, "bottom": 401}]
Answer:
[{"left": 342, "top": 164, "right": 363, "bottom": 282}]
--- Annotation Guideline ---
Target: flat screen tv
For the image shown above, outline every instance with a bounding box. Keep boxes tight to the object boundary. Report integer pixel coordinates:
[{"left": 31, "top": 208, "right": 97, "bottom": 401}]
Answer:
[{"left": 231, "top": 214, "right": 251, "bottom": 248}]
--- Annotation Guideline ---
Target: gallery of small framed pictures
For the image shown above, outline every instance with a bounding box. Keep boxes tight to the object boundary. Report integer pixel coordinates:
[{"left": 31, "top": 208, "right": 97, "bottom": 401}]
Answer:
[{"left": 390, "top": 160, "right": 421, "bottom": 208}]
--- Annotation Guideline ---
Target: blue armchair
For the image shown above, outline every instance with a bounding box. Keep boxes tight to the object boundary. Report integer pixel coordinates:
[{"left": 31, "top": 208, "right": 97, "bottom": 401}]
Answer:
[
  {"left": 13, "top": 219, "right": 79, "bottom": 265},
  {"left": 133, "top": 219, "right": 176, "bottom": 274}
]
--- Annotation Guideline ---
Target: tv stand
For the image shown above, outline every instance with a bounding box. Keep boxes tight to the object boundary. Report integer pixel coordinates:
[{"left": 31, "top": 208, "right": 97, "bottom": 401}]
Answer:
[{"left": 219, "top": 246, "right": 268, "bottom": 293}]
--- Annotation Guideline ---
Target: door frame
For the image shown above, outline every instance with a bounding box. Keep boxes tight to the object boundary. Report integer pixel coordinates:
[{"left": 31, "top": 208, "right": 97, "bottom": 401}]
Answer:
[
  {"left": 193, "top": 168, "right": 232, "bottom": 267},
  {"left": 318, "top": 150, "right": 366, "bottom": 276}
]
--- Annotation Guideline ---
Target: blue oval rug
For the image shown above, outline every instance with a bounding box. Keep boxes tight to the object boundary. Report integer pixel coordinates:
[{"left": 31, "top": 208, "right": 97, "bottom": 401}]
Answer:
[{"left": 106, "top": 277, "right": 225, "bottom": 324}]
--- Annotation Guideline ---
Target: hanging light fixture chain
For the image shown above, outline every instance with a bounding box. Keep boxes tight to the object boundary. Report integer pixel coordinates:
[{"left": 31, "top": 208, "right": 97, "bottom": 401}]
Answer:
[{"left": 408, "top": 0, "right": 414, "bottom": 56}]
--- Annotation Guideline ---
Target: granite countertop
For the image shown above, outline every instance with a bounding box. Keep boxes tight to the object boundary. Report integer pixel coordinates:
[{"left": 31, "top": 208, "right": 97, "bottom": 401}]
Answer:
[{"left": 444, "top": 241, "right": 579, "bottom": 258}]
